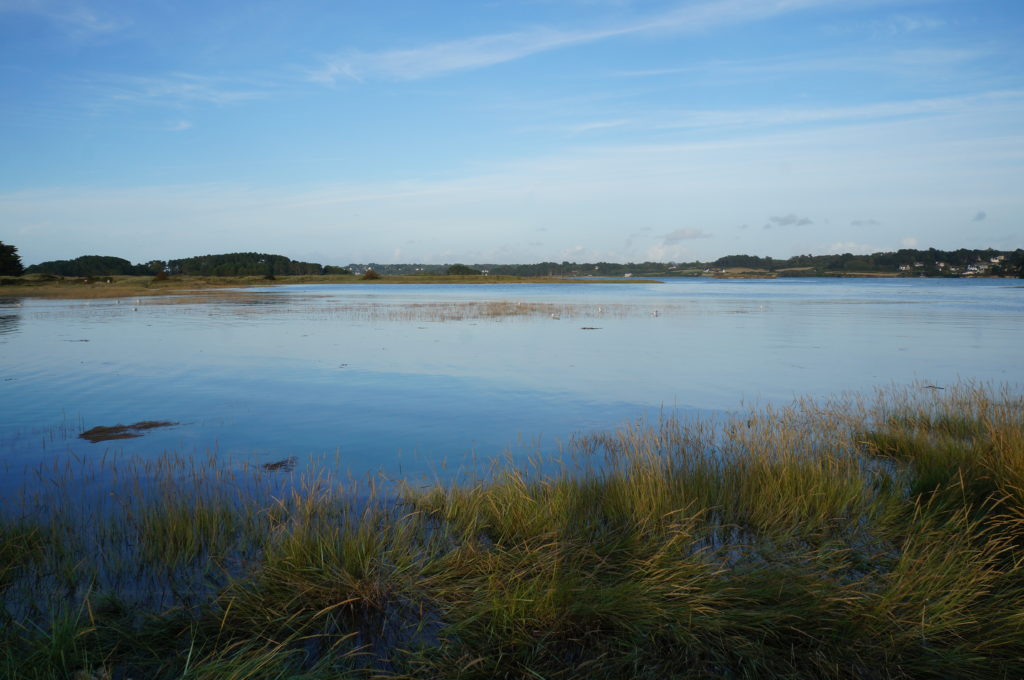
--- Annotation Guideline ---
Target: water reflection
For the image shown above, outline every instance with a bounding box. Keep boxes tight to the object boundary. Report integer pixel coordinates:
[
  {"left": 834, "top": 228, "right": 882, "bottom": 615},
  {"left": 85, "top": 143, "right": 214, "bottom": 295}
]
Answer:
[
  {"left": 0, "top": 313, "right": 19, "bottom": 336},
  {"left": 0, "top": 279, "right": 1021, "bottom": 492},
  {"left": 0, "top": 297, "right": 22, "bottom": 338}
]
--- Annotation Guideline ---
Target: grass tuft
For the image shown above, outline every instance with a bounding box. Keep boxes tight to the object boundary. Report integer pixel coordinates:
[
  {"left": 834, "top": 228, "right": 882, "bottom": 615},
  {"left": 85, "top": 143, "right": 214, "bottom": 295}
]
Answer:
[{"left": 1, "top": 382, "right": 1022, "bottom": 677}]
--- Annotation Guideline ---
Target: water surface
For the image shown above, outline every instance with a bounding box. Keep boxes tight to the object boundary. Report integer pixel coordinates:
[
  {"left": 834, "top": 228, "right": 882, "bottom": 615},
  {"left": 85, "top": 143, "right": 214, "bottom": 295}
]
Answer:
[{"left": 1, "top": 278, "right": 1020, "bottom": 487}]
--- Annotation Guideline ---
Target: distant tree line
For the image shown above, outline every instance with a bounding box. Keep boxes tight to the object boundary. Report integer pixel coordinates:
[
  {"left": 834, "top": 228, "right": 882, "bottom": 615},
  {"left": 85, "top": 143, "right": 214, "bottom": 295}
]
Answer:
[
  {"left": 763, "top": 248, "right": 1024, "bottom": 275},
  {"left": 24, "top": 255, "right": 149, "bottom": 277},
  {"left": 165, "top": 253, "right": 326, "bottom": 277},
  {"left": 10, "top": 245, "right": 1023, "bottom": 279},
  {"left": 22, "top": 252, "right": 352, "bottom": 277}
]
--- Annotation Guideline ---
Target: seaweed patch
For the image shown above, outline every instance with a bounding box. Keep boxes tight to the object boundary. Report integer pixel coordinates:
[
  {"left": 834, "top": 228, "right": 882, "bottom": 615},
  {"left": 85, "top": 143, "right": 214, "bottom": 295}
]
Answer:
[{"left": 79, "top": 420, "right": 178, "bottom": 443}]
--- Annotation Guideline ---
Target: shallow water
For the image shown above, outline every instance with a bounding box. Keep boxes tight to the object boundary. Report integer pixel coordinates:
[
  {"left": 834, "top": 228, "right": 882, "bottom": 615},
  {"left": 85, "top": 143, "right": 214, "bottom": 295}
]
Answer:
[{"left": 1, "top": 278, "right": 1021, "bottom": 488}]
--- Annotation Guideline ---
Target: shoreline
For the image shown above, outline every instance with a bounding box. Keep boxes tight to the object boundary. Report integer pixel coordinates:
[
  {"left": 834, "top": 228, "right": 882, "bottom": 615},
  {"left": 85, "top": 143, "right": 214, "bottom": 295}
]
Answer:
[
  {"left": 3, "top": 271, "right": 1016, "bottom": 300},
  {"left": 0, "top": 273, "right": 662, "bottom": 300}
]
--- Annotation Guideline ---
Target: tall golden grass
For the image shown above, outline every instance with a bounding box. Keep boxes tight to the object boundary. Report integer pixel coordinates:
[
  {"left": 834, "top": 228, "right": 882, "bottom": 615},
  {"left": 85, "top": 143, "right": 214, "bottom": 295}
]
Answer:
[{"left": 1, "top": 383, "right": 1022, "bottom": 678}]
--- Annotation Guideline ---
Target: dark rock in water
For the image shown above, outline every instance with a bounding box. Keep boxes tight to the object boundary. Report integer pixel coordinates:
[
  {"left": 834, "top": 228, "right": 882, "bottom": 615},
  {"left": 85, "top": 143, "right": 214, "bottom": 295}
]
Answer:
[
  {"left": 262, "top": 456, "right": 297, "bottom": 472},
  {"left": 79, "top": 420, "right": 178, "bottom": 443}
]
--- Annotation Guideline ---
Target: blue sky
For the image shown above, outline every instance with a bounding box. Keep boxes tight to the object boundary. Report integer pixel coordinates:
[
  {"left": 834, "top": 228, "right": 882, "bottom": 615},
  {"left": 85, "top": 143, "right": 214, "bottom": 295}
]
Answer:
[{"left": 2, "top": 0, "right": 1022, "bottom": 267}]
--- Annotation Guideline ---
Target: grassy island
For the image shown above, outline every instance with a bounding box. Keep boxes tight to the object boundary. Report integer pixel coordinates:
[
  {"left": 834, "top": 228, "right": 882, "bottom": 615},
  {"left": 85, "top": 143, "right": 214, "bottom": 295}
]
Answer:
[
  {"left": 0, "top": 273, "right": 660, "bottom": 299},
  {"left": 2, "top": 383, "right": 1023, "bottom": 678}
]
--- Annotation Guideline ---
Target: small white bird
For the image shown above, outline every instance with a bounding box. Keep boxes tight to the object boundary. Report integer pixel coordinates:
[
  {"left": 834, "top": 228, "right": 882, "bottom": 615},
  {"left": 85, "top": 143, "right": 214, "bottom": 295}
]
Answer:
[{"left": 651, "top": 310, "right": 659, "bottom": 317}]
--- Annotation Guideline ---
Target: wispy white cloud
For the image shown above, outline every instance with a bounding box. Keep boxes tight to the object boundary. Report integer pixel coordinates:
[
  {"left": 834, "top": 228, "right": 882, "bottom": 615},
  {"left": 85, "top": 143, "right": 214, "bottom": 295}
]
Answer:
[
  {"left": 881, "top": 14, "right": 946, "bottom": 34},
  {"left": 311, "top": 25, "right": 628, "bottom": 83},
  {"left": 84, "top": 73, "right": 269, "bottom": 106},
  {"left": 0, "top": 0, "right": 124, "bottom": 38},
  {"left": 764, "top": 214, "right": 813, "bottom": 229},
  {"left": 311, "top": 0, "right": 873, "bottom": 83},
  {"left": 663, "top": 228, "right": 711, "bottom": 244},
  {"left": 566, "top": 119, "right": 631, "bottom": 134},
  {"left": 166, "top": 120, "right": 192, "bottom": 132},
  {"left": 613, "top": 48, "right": 986, "bottom": 78},
  {"left": 822, "top": 12, "right": 947, "bottom": 39},
  {"left": 650, "top": 90, "right": 1024, "bottom": 133}
]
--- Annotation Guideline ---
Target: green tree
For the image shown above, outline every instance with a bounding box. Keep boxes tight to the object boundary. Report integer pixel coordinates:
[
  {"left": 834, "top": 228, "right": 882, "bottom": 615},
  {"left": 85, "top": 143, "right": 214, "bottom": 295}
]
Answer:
[
  {"left": 0, "top": 241, "right": 25, "bottom": 276},
  {"left": 446, "top": 264, "right": 482, "bottom": 275}
]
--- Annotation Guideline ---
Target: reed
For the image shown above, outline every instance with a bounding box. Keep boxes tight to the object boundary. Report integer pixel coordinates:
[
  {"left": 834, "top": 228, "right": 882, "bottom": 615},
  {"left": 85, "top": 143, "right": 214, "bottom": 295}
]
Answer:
[{"left": 0, "top": 383, "right": 1022, "bottom": 678}]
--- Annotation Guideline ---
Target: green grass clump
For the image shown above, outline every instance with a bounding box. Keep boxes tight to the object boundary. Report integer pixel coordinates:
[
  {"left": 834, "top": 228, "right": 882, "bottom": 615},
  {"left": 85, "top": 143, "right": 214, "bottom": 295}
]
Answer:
[
  {"left": 0, "top": 520, "right": 47, "bottom": 591},
  {"left": 1, "top": 383, "right": 1022, "bottom": 678}
]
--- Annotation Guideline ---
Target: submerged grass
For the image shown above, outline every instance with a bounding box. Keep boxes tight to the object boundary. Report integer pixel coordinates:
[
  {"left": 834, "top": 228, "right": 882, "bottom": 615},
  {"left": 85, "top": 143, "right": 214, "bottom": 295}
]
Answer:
[{"left": 1, "top": 383, "right": 1023, "bottom": 678}]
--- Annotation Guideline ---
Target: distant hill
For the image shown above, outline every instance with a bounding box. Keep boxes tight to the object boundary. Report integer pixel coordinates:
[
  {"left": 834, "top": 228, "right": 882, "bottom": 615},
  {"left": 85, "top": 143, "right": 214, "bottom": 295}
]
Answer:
[
  {"left": 23, "top": 252, "right": 340, "bottom": 278},
  {"left": 25, "top": 255, "right": 150, "bottom": 277},
  {"left": 166, "top": 252, "right": 326, "bottom": 277}
]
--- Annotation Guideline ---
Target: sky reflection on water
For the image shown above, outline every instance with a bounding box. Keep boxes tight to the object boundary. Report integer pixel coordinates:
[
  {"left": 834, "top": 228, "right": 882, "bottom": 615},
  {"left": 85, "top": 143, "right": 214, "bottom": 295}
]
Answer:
[{"left": 1, "top": 278, "right": 1021, "bottom": 488}]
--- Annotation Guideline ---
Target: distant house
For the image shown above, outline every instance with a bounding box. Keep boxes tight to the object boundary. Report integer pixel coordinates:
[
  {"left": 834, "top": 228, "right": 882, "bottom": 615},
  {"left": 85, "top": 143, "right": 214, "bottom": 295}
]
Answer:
[
  {"left": 898, "top": 264, "right": 911, "bottom": 271},
  {"left": 991, "top": 255, "right": 1006, "bottom": 263}
]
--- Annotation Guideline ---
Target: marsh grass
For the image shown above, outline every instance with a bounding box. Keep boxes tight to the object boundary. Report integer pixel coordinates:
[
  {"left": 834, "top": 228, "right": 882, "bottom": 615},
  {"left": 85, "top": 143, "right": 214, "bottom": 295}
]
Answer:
[
  {"left": 1, "top": 383, "right": 1023, "bottom": 678},
  {"left": 0, "top": 274, "right": 654, "bottom": 300},
  {"left": 309, "top": 300, "right": 650, "bottom": 322}
]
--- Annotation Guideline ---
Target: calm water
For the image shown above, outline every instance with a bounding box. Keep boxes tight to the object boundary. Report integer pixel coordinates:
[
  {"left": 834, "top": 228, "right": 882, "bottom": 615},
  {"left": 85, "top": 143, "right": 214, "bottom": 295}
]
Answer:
[{"left": 1, "top": 278, "right": 1021, "bottom": 486}]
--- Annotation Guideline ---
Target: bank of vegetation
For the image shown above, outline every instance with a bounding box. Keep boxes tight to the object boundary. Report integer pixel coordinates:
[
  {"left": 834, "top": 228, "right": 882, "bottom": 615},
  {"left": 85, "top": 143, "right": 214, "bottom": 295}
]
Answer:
[
  {"left": 0, "top": 272, "right": 644, "bottom": 299},
  {"left": 347, "top": 248, "right": 1024, "bottom": 278},
  {"left": 4, "top": 244, "right": 1022, "bottom": 284},
  {"left": 1, "top": 383, "right": 1022, "bottom": 678}
]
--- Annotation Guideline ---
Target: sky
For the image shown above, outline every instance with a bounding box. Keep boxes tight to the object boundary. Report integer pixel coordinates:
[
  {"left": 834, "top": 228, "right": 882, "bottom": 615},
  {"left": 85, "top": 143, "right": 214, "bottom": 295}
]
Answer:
[{"left": 1, "top": 0, "right": 1022, "bottom": 267}]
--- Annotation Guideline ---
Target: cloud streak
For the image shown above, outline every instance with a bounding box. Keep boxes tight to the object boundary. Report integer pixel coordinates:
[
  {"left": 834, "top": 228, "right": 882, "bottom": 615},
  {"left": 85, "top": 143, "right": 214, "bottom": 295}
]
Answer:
[
  {"left": 652, "top": 91, "right": 1024, "bottom": 133},
  {"left": 311, "top": 0, "right": 871, "bottom": 83},
  {"left": 311, "top": 25, "right": 628, "bottom": 83},
  {"left": 764, "top": 214, "right": 813, "bottom": 229},
  {"left": 83, "top": 73, "right": 270, "bottom": 106},
  {"left": 613, "top": 48, "right": 986, "bottom": 79},
  {"left": 663, "top": 228, "right": 711, "bottom": 244},
  {"left": 0, "top": 0, "right": 123, "bottom": 38}
]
